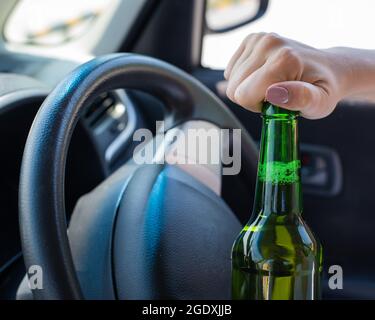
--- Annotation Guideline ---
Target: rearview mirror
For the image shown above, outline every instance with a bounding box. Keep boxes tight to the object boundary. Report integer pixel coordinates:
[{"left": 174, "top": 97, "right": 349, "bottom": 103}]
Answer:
[{"left": 205, "top": 0, "right": 269, "bottom": 33}]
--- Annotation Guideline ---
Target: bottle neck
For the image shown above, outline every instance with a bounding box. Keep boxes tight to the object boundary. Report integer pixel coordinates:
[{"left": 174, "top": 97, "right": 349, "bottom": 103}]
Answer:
[{"left": 252, "top": 103, "right": 302, "bottom": 217}]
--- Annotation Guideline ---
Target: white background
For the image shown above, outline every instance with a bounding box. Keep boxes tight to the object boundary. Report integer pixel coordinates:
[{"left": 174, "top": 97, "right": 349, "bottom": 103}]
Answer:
[{"left": 203, "top": 0, "right": 375, "bottom": 69}]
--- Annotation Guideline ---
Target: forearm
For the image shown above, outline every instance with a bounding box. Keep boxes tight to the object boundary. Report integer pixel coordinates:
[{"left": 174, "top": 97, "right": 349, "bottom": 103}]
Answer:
[{"left": 325, "top": 47, "right": 375, "bottom": 102}]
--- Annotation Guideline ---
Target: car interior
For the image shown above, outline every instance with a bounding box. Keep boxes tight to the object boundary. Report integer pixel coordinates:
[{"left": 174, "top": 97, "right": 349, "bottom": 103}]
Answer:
[{"left": 0, "top": 0, "right": 374, "bottom": 300}]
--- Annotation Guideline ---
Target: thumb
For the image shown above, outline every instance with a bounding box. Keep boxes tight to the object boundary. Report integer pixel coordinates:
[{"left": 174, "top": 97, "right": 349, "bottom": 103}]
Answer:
[{"left": 265, "top": 81, "right": 331, "bottom": 119}]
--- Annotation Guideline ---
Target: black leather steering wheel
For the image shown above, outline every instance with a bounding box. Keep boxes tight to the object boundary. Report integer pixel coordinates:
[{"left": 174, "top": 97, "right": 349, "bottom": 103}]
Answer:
[{"left": 19, "top": 54, "right": 258, "bottom": 299}]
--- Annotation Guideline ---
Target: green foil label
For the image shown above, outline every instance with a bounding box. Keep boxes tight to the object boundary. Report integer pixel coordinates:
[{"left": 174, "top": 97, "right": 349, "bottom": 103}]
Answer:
[{"left": 258, "top": 160, "right": 301, "bottom": 184}]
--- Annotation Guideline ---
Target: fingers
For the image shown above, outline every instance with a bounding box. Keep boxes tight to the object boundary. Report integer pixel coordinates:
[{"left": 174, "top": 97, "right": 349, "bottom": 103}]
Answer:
[
  {"left": 226, "top": 54, "right": 265, "bottom": 101},
  {"left": 224, "top": 41, "right": 246, "bottom": 80},
  {"left": 233, "top": 63, "right": 274, "bottom": 112},
  {"left": 225, "top": 33, "right": 289, "bottom": 104},
  {"left": 226, "top": 38, "right": 278, "bottom": 100},
  {"left": 233, "top": 65, "right": 335, "bottom": 119},
  {"left": 224, "top": 33, "right": 265, "bottom": 80},
  {"left": 225, "top": 34, "right": 306, "bottom": 113},
  {"left": 265, "top": 81, "right": 335, "bottom": 119},
  {"left": 225, "top": 32, "right": 339, "bottom": 119}
]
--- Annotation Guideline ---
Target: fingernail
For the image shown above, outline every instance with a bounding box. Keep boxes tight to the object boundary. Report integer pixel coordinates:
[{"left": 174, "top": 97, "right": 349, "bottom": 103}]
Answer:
[{"left": 266, "top": 86, "right": 289, "bottom": 104}]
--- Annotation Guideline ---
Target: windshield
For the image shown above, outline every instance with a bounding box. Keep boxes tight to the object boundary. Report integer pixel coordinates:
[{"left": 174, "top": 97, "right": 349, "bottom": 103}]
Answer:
[{"left": 4, "top": 0, "right": 116, "bottom": 46}]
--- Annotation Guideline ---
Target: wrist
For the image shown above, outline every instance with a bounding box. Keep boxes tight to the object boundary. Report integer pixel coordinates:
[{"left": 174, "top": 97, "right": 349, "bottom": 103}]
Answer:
[
  {"left": 322, "top": 47, "right": 355, "bottom": 100},
  {"left": 324, "top": 47, "right": 375, "bottom": 100}
]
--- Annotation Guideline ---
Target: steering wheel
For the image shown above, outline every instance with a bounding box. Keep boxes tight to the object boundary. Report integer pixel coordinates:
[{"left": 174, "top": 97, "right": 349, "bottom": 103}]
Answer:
[{"left": 19, "top": 54, "right": 258, "bottom": 299}]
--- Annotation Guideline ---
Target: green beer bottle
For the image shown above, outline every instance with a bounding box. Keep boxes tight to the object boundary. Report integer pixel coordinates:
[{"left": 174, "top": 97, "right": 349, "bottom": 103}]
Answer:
[{"left": 231, "top": 102, "right": 322, "bottom": 300}]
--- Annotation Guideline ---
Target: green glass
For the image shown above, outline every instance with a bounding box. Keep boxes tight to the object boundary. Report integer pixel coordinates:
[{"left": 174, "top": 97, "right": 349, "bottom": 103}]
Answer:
[{"left": 231, "top": 102, "right": 322, "bottom": 300}]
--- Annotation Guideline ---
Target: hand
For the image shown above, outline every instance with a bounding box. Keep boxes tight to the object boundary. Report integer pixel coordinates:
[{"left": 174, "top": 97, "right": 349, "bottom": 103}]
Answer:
[{"left": 224, "top": 33, "right": 348, "bottom": 119}]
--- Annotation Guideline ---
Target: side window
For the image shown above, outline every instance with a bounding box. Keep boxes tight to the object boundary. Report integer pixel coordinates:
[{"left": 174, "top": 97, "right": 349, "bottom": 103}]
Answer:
[{"left": 202, "top": 0, "right": 375, "bottom": 69}]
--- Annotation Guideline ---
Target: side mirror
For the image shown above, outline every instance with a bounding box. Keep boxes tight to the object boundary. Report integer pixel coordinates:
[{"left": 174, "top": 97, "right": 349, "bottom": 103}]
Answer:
[{"left": 205, "top": 0, "right": 269, "bottom": 33}]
